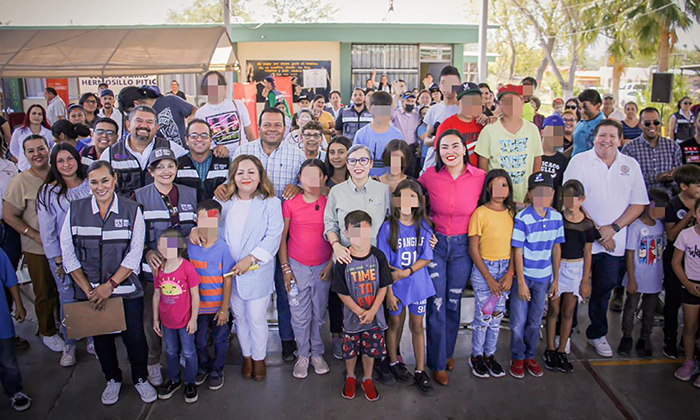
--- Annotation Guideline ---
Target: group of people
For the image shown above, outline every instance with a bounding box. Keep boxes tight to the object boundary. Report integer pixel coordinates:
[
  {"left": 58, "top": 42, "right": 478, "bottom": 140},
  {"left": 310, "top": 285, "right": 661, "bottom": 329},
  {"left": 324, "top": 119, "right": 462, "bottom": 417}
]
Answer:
[{"left": 0, "top": 65, "right": 699, "bottom": 412}]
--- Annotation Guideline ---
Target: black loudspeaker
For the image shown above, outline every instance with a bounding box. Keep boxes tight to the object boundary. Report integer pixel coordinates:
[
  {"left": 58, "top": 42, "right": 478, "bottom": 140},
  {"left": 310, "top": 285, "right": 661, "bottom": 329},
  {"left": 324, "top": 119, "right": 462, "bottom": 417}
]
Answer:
[{"left": 651, "top": 73, "right": 674, "bottom": 103}]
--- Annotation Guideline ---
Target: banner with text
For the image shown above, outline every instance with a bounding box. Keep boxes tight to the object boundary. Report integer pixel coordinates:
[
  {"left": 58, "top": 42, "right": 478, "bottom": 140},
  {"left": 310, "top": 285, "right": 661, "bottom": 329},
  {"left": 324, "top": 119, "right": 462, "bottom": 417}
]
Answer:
[
  {"left": 246, "top": 60, "right": 331, "bottom": 103},
  {"left": 46, "top": 78, "right": 70, "bottom": 108},
  {"left": 78, "top": 75, "right": 158, "bottom": 96}
]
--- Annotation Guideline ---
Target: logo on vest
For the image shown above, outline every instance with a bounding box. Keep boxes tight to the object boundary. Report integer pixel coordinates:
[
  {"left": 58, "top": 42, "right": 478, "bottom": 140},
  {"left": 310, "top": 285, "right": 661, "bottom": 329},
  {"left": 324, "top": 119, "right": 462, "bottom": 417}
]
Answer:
[
  {"left": 114, "top": 219, "right": 130, "bottom": 228},
  {"left": 180, "top": 203, "right": 194, "bottom": 212}
]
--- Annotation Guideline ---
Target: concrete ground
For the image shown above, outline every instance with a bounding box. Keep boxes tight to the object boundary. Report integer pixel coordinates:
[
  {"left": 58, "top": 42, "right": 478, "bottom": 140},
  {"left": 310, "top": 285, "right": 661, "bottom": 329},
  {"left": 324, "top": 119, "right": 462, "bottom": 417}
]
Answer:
[{"left": 1, "top": 282, "right": 697, "bottom": 420}]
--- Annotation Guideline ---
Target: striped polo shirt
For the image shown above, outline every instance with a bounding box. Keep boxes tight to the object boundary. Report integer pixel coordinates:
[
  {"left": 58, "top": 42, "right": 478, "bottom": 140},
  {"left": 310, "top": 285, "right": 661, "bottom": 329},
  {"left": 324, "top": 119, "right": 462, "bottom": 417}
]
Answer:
[
  {"left": 187, "top": 239, "right": 236, "bottom": 314},
  {"left": 511, "top": 206, "right": 565, "bottom": 282}
]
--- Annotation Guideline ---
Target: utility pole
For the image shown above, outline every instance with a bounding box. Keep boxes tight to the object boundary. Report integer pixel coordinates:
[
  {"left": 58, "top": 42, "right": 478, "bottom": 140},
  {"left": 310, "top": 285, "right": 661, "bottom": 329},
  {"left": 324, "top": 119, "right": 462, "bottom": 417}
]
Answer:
[{"left": 478, "top": 0, "right": 488, "bottom": 82}]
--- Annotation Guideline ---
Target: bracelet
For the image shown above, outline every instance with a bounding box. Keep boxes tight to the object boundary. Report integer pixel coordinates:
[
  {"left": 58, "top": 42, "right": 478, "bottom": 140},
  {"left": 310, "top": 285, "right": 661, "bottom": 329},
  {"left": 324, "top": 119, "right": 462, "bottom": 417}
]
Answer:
[
  {"left": 23, "top": 226, "right": 30, "bottom": 235},
  {"left": 507, "top": 271, "right": 515, "bottom": 277},
  {"left": 330, "top": 240, "right": 339, "bottom": 247},
  {"left": 108, "top": 279, "right": 118, "bottom": 289},
  {"left": 408, "top": 267, "right": 415, "bottom": 276}
]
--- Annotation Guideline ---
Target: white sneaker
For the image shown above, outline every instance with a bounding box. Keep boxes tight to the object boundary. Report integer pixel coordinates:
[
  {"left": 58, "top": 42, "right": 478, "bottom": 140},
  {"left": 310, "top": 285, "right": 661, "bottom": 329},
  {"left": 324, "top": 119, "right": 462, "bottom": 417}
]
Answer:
[
  {"left": 42, "top": 334, "right": 65, "bottom": 353},
  {"left": 293, "top": 356, "right": 309, "bottom": 379},
  {"left": 310, "top": 355, "right": 330, "bottom": 375},
  {"left": 60, "top": 345, "right": 76, "bottom": 367},
  {"left": 134, "top": 378, "right": 157, "bottom": 403},
  {"left": 147, "top": 363, "right": 163, "bottom": 387},
  {"left": 86, "top": 339, "right": 96, "bottom": 355},
  {"left": 101, "top": 380, "right": 121, "bottom": 405},
  {"left": 588, "top": 336, "right": 613, "bottom": 358}
]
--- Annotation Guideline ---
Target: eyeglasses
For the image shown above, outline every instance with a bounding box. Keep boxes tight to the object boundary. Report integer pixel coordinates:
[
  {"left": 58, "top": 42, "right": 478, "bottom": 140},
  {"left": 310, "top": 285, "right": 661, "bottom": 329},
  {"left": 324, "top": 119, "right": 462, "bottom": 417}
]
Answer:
[
  {"left": 188, "top": 133, "right": 210, "bottom": 140},
  {"left": 683, "top": 101, "right": 692, "bottom": 105},
  {"left": 643, "top": 120, "right": 661, "bottom": 127},
  {"left": 83, "top": 100, "right": 97, "bottom": 105},
  {"left": 347, "top": 157, "right": 371, "bottom": 166},
  {"left": 563, "top": 118, "right": 576, "bottom": 124},
  {"left": 303, "top": 133, "right": 322, "bottom": 140},
  {"left": 565, "top": 105, "right": 578, "bottom": 110},
  {"left": 94, "top": 129, "right": 117, "bottom": 137}
]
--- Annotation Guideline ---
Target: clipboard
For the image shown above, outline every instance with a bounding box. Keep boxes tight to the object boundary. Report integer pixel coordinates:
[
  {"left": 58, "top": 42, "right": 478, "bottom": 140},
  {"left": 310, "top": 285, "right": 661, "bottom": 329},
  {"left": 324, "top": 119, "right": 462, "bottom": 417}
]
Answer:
[{"left": 63, "top": 298, "right": 127, "bottom": 340}]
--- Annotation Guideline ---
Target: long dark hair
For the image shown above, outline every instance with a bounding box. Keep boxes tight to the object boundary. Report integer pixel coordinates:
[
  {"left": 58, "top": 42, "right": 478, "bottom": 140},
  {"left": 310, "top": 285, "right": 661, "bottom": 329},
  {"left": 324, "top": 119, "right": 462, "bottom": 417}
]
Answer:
[
  {"left": 51, "top": 120, "right": 91, "bottom": 141},
  {"left": 478, "top": 169, "right": 516, "bottom": 217},
  {"left": 387, "top": 179, "right": 433, "bottom": 252},
  {"left": 435, "top": 129, "right": 469, "bottom": 172},
  {"left": 21, "top": 104, "right": 51, "bottom": 130},
  {"left": 325, "top": 136, "right": 352, "bottom": 181},
  {"left": 37, "top": 142, "right": 85, "bottom": 212}
]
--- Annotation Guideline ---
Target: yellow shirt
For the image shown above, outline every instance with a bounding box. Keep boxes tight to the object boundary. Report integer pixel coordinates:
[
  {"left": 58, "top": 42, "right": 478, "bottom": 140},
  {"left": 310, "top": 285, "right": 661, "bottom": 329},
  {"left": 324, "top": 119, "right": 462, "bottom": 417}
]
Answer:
[
  {"left": 318, "top": 111, "right": 336, "bottom": 143},
  {"left": 468, "top": 205, "right": 514, "bottom": 261},
  {"left": 522, "top": 101, "right": 535, "bottom": 122}
]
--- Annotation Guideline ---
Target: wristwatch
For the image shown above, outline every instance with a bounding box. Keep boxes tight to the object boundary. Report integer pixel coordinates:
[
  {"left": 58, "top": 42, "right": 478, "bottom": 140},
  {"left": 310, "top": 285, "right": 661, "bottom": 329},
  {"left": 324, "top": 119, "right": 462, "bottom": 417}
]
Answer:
[{"left": 611, "top": 223, "right": 621, "bottom": 233}]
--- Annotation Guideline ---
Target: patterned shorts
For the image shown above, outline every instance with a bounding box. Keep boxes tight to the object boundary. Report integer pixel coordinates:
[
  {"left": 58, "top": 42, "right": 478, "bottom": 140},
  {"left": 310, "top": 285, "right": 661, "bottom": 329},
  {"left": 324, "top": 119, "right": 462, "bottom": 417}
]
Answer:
[{"left": 342, "top": 327, "right": 386, "bottom": 359}]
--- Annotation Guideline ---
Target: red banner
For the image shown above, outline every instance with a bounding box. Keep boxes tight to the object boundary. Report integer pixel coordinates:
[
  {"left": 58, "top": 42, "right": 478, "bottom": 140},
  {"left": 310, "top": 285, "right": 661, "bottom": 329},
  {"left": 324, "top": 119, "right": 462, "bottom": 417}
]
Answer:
[
  {"left": 234, "top": 82, "right": 259, "bottom": 139},
  {"left": 46, "top": 78, "right": 70, "bottom": 107},
  {"left": 273, "top": 76, "right": 294, "bottom": 116}
]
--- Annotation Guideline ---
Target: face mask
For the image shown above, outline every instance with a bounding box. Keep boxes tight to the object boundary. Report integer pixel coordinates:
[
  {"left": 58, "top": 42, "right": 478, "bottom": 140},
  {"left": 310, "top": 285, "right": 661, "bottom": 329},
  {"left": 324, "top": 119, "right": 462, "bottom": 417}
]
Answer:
[{"left": 404, "top": 104, "right": 415, "bottom": 113}]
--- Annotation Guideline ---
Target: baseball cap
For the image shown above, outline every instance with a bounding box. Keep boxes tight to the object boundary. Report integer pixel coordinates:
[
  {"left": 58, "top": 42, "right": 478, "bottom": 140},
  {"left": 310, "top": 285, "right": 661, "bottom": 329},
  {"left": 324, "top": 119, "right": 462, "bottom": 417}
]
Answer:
[
  {"left": 497, "top": 84, "right": 524, "bottom": 100},
  {"left": 297, "top": 94, "right": 310, "bottom": 102},
  {"left": 264, "top": 76, "right": 275, "bottom": 84},
  {"left": 457, "top": 82, "right": 482, "bottom": 100},
  {"left": 528, "top": 171, "right": 554, "bottom": 191},
  {"left": 429, "top": 85, "right": 440, "bottom": 93},
  {"left": 542, "top": 114, "right": 565, "bottom": 128},
  {"left": 100, "top": 89, "right": 115, "bottom": 98},
  {"left": 402, "top": 92, "right": 416, "bottom": 100},
  {"left": 603, "top": 93, "right": 615, "bottom": 100},
  {"left": 148, "top": 148, "right": 177, "bottom": 167},
  {"left": 140, "top": 85, "right": 162, "bottom": 98}
]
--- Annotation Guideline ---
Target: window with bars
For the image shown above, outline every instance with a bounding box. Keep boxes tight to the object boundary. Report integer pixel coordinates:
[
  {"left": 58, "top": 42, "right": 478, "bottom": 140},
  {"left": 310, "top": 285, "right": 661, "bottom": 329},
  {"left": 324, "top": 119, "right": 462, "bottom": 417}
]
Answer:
[
  {"left": 463, "top": 63, "right": 478, "bottom": 83},
  {"left": 351, "top": 44, "right": 420, "bottom": 91}
]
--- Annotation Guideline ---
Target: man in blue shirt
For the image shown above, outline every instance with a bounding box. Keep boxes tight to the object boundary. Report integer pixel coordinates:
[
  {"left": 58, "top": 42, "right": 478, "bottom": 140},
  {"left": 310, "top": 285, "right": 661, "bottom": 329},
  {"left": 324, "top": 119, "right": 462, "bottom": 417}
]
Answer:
[
  {"left": 355, "top": 91, "right": 405, "bottom": 177},
  {"left": 572, "top": 89, "right": 604, "bottom": 156}
]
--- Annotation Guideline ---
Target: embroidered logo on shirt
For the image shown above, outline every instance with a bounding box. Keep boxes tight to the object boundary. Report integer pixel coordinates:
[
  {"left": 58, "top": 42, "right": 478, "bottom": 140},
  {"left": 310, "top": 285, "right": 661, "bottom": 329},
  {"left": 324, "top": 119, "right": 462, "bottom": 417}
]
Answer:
[{"left": 620, "top": 165, "right": 630, "bottom": 175}]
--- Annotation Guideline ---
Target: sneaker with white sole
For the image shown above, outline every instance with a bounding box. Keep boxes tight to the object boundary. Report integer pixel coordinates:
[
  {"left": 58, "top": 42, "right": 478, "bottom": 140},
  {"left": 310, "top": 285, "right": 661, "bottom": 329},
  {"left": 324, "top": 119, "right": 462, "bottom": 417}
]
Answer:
[
  {"left": 86, "top": 339, "right": 96, "bottom": 356},
  {"left": 147, "top": 363, "right": 163, "bottom": 387},
  {"left": 42, "top": 334, "right": 65, "bottom": 353},
  {"left": 674, "top": 360, "right": 698, "bottom": 381},
  {"left": 60, "top": 344, "right": 76, "bottom": 367},
  {"left": 293, "top": 356, "right": 309, "bottom": 379},
  {"left": 11, "top": 392, "right": 31, "bottom": 412},
  {"left": 588, "top": 337, "right": 613, "bottom": 358},
  {"left": 101, "top": 380, "right": 121, "bottom": 405},
  {"left": 134, "top": 378, "right": 157, "bottom": 403},
  {"left": 310, "top": 355, "right": 330, "bottom": 375}
]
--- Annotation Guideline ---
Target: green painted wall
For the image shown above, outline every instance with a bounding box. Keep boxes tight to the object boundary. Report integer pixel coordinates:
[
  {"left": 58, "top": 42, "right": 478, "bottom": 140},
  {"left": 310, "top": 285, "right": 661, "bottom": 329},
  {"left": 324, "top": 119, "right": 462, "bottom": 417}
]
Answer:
[{"left": 452, "top": 44, "right": 465, "bottom": 74}]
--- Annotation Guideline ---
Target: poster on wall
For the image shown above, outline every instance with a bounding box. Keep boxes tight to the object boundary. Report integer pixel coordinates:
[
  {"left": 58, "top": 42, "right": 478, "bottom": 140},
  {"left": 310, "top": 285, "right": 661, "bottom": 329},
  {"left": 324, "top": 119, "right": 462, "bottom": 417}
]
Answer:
[
  {"left": 46, "top": 79, "right": 70, "bottom": 108},
  {"left": 245, "top": 60, "right": 332, "bottom": 103},
  {"left": 78, "top": 75, "right": 158, "bottom": 96},
  {"left": 233, "top": 83, "right": 259, "bottom": 139}
]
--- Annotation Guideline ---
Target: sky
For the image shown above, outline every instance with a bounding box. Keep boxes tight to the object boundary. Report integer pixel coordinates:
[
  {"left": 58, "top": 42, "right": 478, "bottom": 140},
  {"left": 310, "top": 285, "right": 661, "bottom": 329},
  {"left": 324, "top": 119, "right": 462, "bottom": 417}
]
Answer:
[{"left": 1, "top": 0, "right": 698, "bottom": 58}]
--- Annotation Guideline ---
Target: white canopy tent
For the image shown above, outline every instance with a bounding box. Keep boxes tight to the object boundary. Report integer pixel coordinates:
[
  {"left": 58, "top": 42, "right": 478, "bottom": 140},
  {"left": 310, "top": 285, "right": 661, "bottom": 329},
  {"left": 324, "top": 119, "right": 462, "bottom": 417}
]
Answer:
[{"left": 0, "top": 25, "right": 237, "bottom": 78}]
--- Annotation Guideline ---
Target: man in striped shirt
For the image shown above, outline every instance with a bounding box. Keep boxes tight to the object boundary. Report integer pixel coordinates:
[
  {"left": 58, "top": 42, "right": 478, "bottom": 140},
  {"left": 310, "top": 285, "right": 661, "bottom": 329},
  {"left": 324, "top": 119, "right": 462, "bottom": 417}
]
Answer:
[{"left": 510, "top": 172, "right": 565, "bottom": 379}]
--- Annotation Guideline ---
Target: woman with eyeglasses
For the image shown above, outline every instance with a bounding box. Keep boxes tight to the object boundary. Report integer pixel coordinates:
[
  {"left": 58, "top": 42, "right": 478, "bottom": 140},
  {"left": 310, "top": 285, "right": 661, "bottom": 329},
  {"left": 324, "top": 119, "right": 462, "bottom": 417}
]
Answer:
[
  {"left": 621, "top": 102, "right": 642, "bottom": 145},
  {"left": 565, "top": 98, "right": 581, "bottom": 121},
  {"left": 669, "top": 96, "right": 696, "bottom": 143},
  {"left": 79, "top": 93, "right": 100, "bottom": 129},
  {"left": 9, "top": 104, "right": 54, "bottom": 171},
  {"left": 80, "top": 117, "right": 120, "bottom": 172},
  {"left": 284, "top": 109, "right": 316, "bottom": 150}
]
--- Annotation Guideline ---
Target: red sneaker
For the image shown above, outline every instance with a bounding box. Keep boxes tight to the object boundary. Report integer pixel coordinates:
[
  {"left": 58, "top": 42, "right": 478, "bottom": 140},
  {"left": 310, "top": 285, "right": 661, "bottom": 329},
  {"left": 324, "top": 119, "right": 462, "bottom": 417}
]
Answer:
[
  {"left": 524, "top": 359, "right": 544, "bottom": 377},
  {"left": 342, "top": 376, "right": 356, "bottom": 399},
  {"left": 361, "top": 378, "right": 380, "bottom": 402},
  {"left": 510, "top": 359, "right": 525, "bottom": 379}
]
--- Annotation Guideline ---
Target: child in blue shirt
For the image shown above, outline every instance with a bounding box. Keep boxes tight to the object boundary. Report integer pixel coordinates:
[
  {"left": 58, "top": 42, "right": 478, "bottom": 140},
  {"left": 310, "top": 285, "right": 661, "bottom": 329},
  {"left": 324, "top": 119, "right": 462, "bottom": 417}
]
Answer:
[
  {"left": 378, "top": 179, "right": 435, "bottom": 396},
  {"left": 510, "top": 172, "right": 565, "bottom": 379}
]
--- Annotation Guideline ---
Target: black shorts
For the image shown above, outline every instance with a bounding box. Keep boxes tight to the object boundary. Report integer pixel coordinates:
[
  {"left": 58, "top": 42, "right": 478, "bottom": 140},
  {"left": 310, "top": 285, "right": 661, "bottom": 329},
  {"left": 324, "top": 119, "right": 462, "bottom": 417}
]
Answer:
[
  {"left": 341, "top": 327, "right": 386, "bottom": 359},
  {"left": 680, "top": 280, "right": 700, "bottom": 305}
]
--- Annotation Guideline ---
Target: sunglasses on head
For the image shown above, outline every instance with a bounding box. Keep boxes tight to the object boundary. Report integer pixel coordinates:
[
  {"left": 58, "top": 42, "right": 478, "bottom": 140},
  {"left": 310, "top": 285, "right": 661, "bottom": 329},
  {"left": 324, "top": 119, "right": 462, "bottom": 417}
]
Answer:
[{"left": 643, "top": 120, "right": 661, "bottom": 127}]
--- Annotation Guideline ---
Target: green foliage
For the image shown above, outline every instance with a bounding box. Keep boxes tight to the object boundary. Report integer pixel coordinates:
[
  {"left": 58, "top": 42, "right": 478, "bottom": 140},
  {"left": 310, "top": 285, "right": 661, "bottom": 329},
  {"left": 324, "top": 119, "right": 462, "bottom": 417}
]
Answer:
[
  {"left": 637, "top": 74, "right": 691, "bottom": 127},
  {"left": 263, "top": 0, "right": 338, "bottom": 23},
  {"left": 167, "top": 0, "right": 338, "bottom": 23},
  {"left": 167, "top": 0, "right": 249, "bottom": 23}
]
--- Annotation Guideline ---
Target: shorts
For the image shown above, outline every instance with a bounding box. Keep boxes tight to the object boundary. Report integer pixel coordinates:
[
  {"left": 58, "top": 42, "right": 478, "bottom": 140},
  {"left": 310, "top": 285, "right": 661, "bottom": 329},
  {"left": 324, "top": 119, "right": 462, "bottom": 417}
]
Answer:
[
  {"left": 342, "top": 327, "right": 386, "bottom": 359},
  {"left": 388, "top": 299, "right": 427, "bottom": 317},
  {"left": 557, "top": 260, "right": 584, "bottom": 300},
  {"left": 680, "top": 280, "right": 700, "bottom": 305}
]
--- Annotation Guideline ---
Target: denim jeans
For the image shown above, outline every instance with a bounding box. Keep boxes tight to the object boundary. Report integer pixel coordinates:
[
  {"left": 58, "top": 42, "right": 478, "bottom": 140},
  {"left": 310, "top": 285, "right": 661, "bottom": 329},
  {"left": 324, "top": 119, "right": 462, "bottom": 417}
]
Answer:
[
  {"left": 163, "top": 326, "right": 198, "bottom": 385},
  {"left": 195, "top": 314, "right": 229, "bottom": 378},
  {"left": 426, "top": 233, "right": 473, "bottom": 371},
  {"left": 48, "top": 259, "right": 78, "bottom": 346},
  {"left": 587, "top": 253, "right": 625, "bottom": 340},
  {"left": 510, "top": 278, "right": 549, "bottom": 360},
  {"left": 0, "top": 338, "right": 22, "bottom": 397},
  {"left": 274, "top": 260, "right": 294, "bottom": 342},
  {"left": 470, "top": 259, "right": 509, "bottom": 357}
]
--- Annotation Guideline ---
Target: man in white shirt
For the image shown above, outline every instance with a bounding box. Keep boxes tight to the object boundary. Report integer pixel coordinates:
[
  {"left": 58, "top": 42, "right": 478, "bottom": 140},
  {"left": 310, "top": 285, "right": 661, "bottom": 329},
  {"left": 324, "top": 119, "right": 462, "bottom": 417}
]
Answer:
[
  {"left": 44, "top": 87, "right": 66, "bottom": 125},
  {"left": 563, "top": 119, "right": 648, "bottom": 358},
  {"left": 602, "top": 93, "right": 625, "bottom": 121},
  {"left": 97, "top": 89, "right": 123, "bottom": 138}
]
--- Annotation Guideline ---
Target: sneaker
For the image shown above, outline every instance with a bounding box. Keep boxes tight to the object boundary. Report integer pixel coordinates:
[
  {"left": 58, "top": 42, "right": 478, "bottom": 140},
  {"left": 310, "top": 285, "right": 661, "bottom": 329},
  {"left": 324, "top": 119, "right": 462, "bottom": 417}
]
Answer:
[
  {"left": 374, "top": 358, "right": 397, "bottom": 386},
  {"left": 293, "top": 356, "right": 309, "bottom": 379},
  {"left": 195, "top": 371, "right": 209, "bottom": 386},
  {"left": 14, "top": 336, "right": 30, "bottom": 351},
  {"left": 135, "top": 378, "right": 157, "bottom": 403},
  {"left": 414, "top": 371, "right": 434, "bottom": 396},
  {"left": 310, "top": 355, "right": 330, "bottom": 375},
  {"left": 282, "top": 340, "right": 297, "bottom": 362},
  {"left": 509, "top": 360, "right": 525, "bottom": 379},
  {"left": 543, "top": 350, "right": 559, "bottom": 371},
  {"left": 469, "top": 355, "right": 490, "bottom": 378},
  {"left": 184, "top": 384, "right": 198, "bottom": 404},
  {"left": 208, "top": 375, "right": 224, "bottom": 391},
  {"left": 484, "top": 355, "right": 505, "bottom": 378},
  {"left": 609, "top": 289, "right": 624, "bottom": 312},
  {"left": 342, "top": 376, "right": 356, "bottom": 399},
  {"left": 388, "top": 361, "right": 414, "bottom": 382},
  {"left": 101, "top": 380, "right": 121, "bottom": 405},
  {"left": 556, "top": 352, "right": 574, "bottom": 373},
  {"left": 147, "top": 363, "right": 164, "bottom": 387},
  {"left": 663, "top": 339, "right": 678, "bottom": 359},
  {"left": 636, "top": 338, "right": 652, "bottom": 358},
  {"left": 618, "top": 337, "right": 633, "bottom": 356},
  {"left": 361, "top": 378, "right": 379, "bottom": 402},
  {"left": 42, "top": 334, "right": 65, "bottom": 353},
  {"left": 60, "top": 344, "right": 76, "bottom": 367},
  {"left": 157, "top": 380, "right": 182, "bottom": 400},
  {"left": 86, "top": 340, "right": 96, "bottom": 356},
  {"left": 588, "top": 337, "right": 613, "bottom": 358},
  {"left": 332, "top": 336, "right": 343, "bottom": 360},
  {"left": 674, "top": 360, "right": 698, "bottom": 381},
  {"left": 524, "top": 359, "right": 544, "bottom": 377},
  {"left": 11, "top": 392, "right": 32, "bottom": 412}
]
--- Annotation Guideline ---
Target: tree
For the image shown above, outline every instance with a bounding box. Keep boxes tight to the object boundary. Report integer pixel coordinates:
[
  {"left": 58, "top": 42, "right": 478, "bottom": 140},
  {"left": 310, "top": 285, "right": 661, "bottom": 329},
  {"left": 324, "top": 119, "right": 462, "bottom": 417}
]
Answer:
[
  {"left": 167, "top": 0, "right": 251, "bottom": 23},
  {"left": 167, "top": 0, "right": 338, "bottom": 23},
  {"left": 263, "top": 0, "right": 338, "bottom": 22}
]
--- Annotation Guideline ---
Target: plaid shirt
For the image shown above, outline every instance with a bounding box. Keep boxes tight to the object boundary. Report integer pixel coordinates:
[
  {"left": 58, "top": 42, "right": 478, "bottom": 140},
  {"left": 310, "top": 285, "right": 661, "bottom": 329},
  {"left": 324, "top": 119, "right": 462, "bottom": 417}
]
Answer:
[
  {"left": 233, "top": 140, "right": 305, "bottom": 198},
  {"left": 620, "top": 135, "right": 682, "bottom": 195}
]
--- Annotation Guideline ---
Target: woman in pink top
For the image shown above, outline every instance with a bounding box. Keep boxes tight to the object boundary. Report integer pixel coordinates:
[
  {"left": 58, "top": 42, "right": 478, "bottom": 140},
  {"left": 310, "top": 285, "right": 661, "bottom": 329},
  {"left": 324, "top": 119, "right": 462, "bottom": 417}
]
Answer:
[{"left": 418, "top": 129, "right": 485, "bottom": 386}]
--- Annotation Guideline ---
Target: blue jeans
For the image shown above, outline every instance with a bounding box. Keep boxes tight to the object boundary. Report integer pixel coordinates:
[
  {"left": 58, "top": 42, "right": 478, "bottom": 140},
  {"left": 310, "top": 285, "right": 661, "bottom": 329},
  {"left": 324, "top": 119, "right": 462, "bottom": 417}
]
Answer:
[
  {"left": 470, "top": 259, "right": 509, "bottom": 357},
  {"left": 426, "top": 233, "right": 473, "bottom": 371},
  {"left": 195, "top": 314, "right": 229, "bottom": 378},
  {"left": 163, "top": 326, "right": 198, "bottom": 385},
  {"left": 0, "top": 338, "right": 22, "bottom": 397},
  {"left": 48, "top": 259, "right": 78, "bottom": 346},
  {"left": 274, "top": 260, "right": 294, "bottom": 342},
  {"left": 510, "top": 278, "right": 549, "bottom": 360},
  {"left": 587, "top": 253, "right": 625, "bottom": 340}
]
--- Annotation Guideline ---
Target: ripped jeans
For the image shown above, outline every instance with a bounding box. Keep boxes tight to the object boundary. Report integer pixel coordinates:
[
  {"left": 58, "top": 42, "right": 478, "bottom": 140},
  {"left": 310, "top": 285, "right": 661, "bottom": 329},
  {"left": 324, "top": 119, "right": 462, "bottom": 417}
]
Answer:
[
  {"left": 470, "top": 259, "right": 510, "bottom": 357},
  {"left": 426, "top": 233, "right": 473, "bottom": 371}
]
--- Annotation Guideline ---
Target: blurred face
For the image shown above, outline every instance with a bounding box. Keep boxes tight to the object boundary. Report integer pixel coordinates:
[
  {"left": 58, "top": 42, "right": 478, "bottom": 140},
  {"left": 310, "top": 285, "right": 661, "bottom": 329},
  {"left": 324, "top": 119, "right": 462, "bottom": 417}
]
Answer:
[
  {"left": 347, "top": 149, "right": 372, "bottom": 181},
  {"left": 565, "top": 101, "right": 579, "bottom": 113},
  {"left": 275, "top": 102, "right": 287, "bottom": 112},
  {"left": 128, "top": 110, "right": 158, "bottom": 143},
  {"left": 29, "top": 107, "right": 44, "bottom": 125},
  {"left": 302, "top": 129, "right": 322, "bottom": 153},
  {"left": 313, "top": 98, "right": 325, "bottom": 111},
  {"left": 381, "top": 75, "right": 388, "bottom": 84},
  {"left": 500, "top": 94, "right": 523, "bottom": 119},
  {"left": 44, "top": 90, "right": 54, "bottom": 101},
  {"left": 68, "top": 108, "right": 86, "bottom": 125},
  {"left": 439, "top": 134, "right": 466, "bottom": 169},
  {"left": 480, "top": 87, "right": 490, "bottom": 103},
  {"left": 681, "top": 182, "right": 700, "bottom": 199},
  {"left": 365, "top": 92, "right": 374, "bottom": 109},
  {"left": 553, "top": 101, "right": 564, "bottom": 114},
  {"left": 580, "top": 100, "right": 601, "bottom": 120},
  {"left": 431, "top": 90, "right": 442, "bottom": 102},
  {"left": 624, "top": 103, "right": 638, "bottom": 119},
  {"left": 418, "top": 92, "right": 431, "bottom": 106},
  {"left": 330, "top": 92, "right": 341, "bottom": 106},
  {"left": 186, "top": 122, "right": 212, "bottom": 155},
  {"left": 82, "top": 95, "right": 98, "bottom": 113},
  {"left": 171, "top": 81, "right": 179, "bottom": 92},
  {"left": 531, "top": 186, "right": 554, "bottom": 208},
  {"left": 562, "top": 190, "right": 584, "bottom": 212},
  {"left": 55, "top": 150, "right": 78, "bottom": 179},
  {"left": 93, "top": 122, "right": 119, "bottom": 151},
  {"left": 149, "top": 159, "right": 177, "bottom": 187},
  {"left": 299, "top": 99, "right": 310, "bottom": 109},
  {"left": 102, "top": 95, "right": 114, "bottom": 109},
  {"left": 88, "top": 166, "right": 117, "bottom": 203},
  {"left": 296, "top": 112, "right": 312, "bottom": 130},
  {"left": 234, "top": 159, "right": 260, "bottom": 197},
  {"left": 300, "top": 165, "right": 325, "bottom": 196},
  {"left": 157, "top": 236, "right": 182, "bottom": 260},
  {"left": 647, "top": 202, "right": 666, "bottom": 220},
  {"left": 403, "top": 96, "right": 416, "bottom": 112},
  {"left": 542, "top": 125, "right": 564, "bottom": 150},
  {"left": 328, "top": 142, "right": 348, "bottom": 170},
  {"left": 459, "top": 94, "right": 482, "bottom": 118},
  {"left": 490, "top": 177, "right": 509, "bottom": 204},
  {"left": 351, "top": 89, "right": 365, "bottom": 106},
  {"left": 640, "top": 110, "right": 661, "bottom": 139},
  {"left": 388, "top": 150, "right": 404, "bottom": 176},
  {"left": 346, "top": 221, "right": 372, "bottom": 249},
  {"left": 24, "top": 138, "right": 49, "bottom": 169},
  {"left": 603, "top": 97, "right": 615, "bottom": 110},
  {"left": 371, "top": 104, "right": 391, "bottom": 124},
  {"left": 563, "top": 114, "right": 577, "bottom": 135},
  {"left": 439, "top": 75, "right": 461, "bottom": 102},
  {"left": 420, "top": 107, "right": 429, "bottom": 119},
  {"left": 259, "top": 112, "right": 285, "bottom": 146},
  {"left": 264, "top": 80, "right": 273, "bottom": 90},
  {"left": 522, "top": 83, "right": 534, "bottom": 100},
  {"left": 196, "top": 209, "right": 219, "bottom": 236},
  {"left": 206, "top": 74, "right": 226, "bottom": 104},
  {"left": 392, "top": 187, "right": 419, "bottom": 217},
  {"left": 681, "top": 98, "right": 692, "bottom": 111},
  {"left": 593, "top": 125, "right": 621, "bottom": 160}
]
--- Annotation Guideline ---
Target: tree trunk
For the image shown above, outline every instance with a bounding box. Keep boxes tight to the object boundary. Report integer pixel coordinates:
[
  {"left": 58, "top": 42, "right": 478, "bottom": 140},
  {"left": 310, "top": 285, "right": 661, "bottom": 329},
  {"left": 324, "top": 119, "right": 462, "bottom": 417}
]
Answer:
[
  {"left": 612, "top": 61, "right": 624, "bottom": 106},
  {"left": 536, "top": 37, "right": 554, "bottom": 82},
  {"left": 658, "top": 24, "right": 671, "bottom": 72},
  {"left": 509, "top": 36, "right": 517, "bottom": 81}
]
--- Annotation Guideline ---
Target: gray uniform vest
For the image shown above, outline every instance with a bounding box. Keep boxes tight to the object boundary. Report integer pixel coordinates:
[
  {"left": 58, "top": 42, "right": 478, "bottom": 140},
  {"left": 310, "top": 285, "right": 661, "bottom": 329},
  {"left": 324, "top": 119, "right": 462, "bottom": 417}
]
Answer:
[
  {"left": 674, "top": 111, "right": 695, "bottom": 142},
  {"left": 69, "top": 196, "right": 142, "bottom": 300},
  {"left": 108, "top": 136, "right": 171, "bottom": 197},
  {"left": 339, "top": 106, "right": 372, "bottom": 141},
  {"left": 176, "top": 154, "right": 229, "bottom": 201},
  {"left": 134, "top": 183, "right": 197, "bottom": 278}
]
